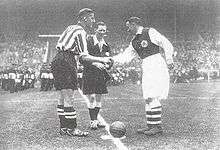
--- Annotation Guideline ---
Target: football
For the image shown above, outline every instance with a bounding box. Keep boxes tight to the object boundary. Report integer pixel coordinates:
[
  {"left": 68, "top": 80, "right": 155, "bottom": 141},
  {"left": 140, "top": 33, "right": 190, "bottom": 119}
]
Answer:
[{"left": 109, "top": 121, "right": 126, "bottom": 138}]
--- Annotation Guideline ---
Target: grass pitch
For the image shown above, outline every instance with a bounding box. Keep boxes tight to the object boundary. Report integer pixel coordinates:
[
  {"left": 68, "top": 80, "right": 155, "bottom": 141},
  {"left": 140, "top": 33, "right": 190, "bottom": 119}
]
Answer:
[{"left": 0, "top": 80, "right": 220, "bottom": 150}]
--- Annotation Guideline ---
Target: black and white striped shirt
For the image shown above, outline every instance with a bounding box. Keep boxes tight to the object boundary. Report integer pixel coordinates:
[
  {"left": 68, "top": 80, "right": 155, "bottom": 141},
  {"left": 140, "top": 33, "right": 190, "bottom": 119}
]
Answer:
[{"left": 56, "top": 24, "right": 88, "bottom": 55}]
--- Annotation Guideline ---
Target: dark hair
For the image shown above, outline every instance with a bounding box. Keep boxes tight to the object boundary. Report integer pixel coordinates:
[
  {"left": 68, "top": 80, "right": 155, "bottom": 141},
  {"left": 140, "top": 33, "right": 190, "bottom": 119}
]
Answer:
[
  {"left": 125, "top": 17, "right": 142, "bottom": 25},
  {"left": 77, "top": 8, "right": 94, "bottom": 20},
  {"left": 94, "top": 21, "right": 106, "bottom": 29}
]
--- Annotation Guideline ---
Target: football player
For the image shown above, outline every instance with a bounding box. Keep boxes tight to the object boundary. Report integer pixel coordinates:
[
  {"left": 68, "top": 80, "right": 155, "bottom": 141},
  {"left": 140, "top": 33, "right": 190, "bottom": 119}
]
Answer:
[
  {"left": 51, "top": 8, "right": 112, "bottom": 137},
  {"left": 113, "top": 17, "right": 174, "bottom": 135}
]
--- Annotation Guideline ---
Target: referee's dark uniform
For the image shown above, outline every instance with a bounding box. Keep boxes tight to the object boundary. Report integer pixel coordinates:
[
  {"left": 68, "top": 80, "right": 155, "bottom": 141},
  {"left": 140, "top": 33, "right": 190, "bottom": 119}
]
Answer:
[{"left": 82, "top": 35, "right": 110, "bottom": 95}]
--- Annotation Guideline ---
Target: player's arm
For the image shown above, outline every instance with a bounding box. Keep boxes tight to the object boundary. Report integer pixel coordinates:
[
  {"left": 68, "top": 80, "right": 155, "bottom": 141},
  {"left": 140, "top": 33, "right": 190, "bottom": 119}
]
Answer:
[
  {"left": 112, "top": 44, "right": 137, "bottom": 65},
  {"left": 81, "top": 54, "right": 111, "bottom": 64},
  {"left": 149, "top": 28, "right": 174, "bottom": 66}
]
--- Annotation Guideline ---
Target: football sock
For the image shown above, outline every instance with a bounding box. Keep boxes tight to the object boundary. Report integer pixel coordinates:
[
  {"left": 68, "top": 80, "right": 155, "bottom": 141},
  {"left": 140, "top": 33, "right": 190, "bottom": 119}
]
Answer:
[
  {"left": 88, "top": 100, "right": 96, "bottom": 121},
  {"left": 145, "top": 103, "right": 152, "bottom": 127},
  {"left": 94, "top": 102, "right": 101, "bottom": 120},
  {"left": 89, "top": 108, "right": 96, "bottom": 121},
  {"left": 147, "top": 99, "right": 162, "bottom": 128},
  {"left": 57, "top": 105, "right": 65, "bottom": 129},
  {"left": 64, "top": 106, "right": 77, "bottom": 129}
]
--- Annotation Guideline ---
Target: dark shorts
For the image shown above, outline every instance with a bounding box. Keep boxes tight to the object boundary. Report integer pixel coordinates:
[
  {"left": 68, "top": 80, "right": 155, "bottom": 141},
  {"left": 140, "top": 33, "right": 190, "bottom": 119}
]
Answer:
[
  {"left": 51, "top": 51, "right": 78, "bottom": 91},
  {"left": 82, "top": 66, "right": 108, "bottom": 95}
]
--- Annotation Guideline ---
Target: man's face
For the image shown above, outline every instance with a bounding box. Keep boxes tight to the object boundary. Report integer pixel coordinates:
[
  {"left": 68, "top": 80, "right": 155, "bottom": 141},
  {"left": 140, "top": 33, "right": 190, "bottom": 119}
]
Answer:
[
  {"left": 126, "top": 21, "right": 136, "bottom": 34},
  {"left": 95, "top": 25, "right": 107, "bottom": 38},
  {"left": 84, "top": 13, "right": 96, "bottom": 28}
]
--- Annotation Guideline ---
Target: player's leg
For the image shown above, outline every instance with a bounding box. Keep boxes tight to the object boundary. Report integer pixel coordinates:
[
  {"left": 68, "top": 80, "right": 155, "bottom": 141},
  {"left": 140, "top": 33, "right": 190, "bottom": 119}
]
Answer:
[
  {"left": 137, "top": 67, "right": 152, "bottom": 134},
  {"left": 61, "top": 89, "right": 88, "bottom": 136},
  {"left": 137, "top": 97, "right": 162, "bottom": 135},
  {"left": 52, "top": 53, "right": 88, "bottom": 137},
  {"left": 143, "top": 59, "right": 169, "bottom": 135},
  {"left": 62, "top": 89, "right": 77, "bottom": 134},
  {"left": 95, "top": 94, "right": 105, "bottom": 128},
  {"left": 137, "top": 98, "right": 152, "bottom": 133},
  {"left": 87, "top": 94, "right": 98, "bottom": 130},
  {"left": 56, "top": 90, "right": 66, "bottom": 135},
  {"left": 144, "top": 98, "right": 163, "bottom": 135}
]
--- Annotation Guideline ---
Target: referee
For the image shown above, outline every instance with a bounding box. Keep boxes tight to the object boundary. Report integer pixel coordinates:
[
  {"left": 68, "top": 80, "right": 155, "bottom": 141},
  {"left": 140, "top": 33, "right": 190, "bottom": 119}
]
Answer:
[
  {"left": 82, "top": 22, "right": 111, "bottom": 130},
  {"left": 51, "top": 8, "right": 112, "bottom": 137}
]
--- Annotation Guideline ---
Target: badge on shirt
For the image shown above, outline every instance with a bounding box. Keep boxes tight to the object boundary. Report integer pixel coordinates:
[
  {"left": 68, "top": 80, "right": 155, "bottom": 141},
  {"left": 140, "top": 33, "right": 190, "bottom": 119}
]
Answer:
[{"left": 141, "top": 40, "right": 148, "bottom": 48}]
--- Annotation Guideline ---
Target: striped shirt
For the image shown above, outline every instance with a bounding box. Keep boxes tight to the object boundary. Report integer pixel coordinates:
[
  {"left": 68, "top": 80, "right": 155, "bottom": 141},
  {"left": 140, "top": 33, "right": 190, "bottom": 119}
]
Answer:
[{"left": 56, "top": 24, "right": 88, "bottom": 55}]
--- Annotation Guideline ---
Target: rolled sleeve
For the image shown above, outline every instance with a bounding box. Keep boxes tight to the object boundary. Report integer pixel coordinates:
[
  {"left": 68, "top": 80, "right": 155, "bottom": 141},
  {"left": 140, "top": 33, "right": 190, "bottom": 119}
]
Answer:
[
  {"left": 113, "top": 43, "right": 137, "bottom": 64},
  {"left": 149, "top": 28, "right": 174, "bottom": 63}
]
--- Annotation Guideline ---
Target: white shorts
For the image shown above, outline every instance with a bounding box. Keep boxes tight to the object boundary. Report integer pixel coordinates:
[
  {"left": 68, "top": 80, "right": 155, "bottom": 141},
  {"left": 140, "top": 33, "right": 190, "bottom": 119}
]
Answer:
[{"left": 142, "top": 54, "right": 170, "bottom": 99}]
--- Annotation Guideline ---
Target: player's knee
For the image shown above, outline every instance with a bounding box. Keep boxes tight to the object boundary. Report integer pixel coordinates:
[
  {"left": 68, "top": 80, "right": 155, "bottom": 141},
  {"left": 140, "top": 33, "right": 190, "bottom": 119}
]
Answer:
[
  {"left": 89, "top": 94, "right": 96, "bottom": 103},
  {"left": 145, "top": 98, "right": 153, "bottom": 104},
  {"left": 58, "top": 98, "right": 64, "bottom": 105},
  {"left": 87, "top": 94, "right": 96, "bottom": 108},
  {"left": 95, "top": 94, "right": 102, "bottom": 102}
]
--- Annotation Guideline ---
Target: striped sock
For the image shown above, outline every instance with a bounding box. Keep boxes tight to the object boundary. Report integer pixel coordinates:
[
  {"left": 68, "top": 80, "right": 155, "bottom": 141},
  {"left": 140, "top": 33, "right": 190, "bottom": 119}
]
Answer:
[
  {"left": 64, "top": 106, "right": 77, "bottom": 129},
  {"left": 145, "top": 103, "right": 151, "bottom": 127},
  {"left": 147, "top": 100, "right": 162, "bottom": 128},
  {"left": 57, "top": 105, "right": 65, "bottom": 129}
]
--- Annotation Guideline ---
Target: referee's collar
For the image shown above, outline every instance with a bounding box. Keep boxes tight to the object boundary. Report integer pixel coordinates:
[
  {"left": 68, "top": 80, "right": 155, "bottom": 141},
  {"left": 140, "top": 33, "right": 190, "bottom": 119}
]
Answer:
[
  {"left": 136, "top": 26, "right": 144, "bottom": 35},
  {"left": 93, "top": 35, "right": 107, "bottom": 46}
]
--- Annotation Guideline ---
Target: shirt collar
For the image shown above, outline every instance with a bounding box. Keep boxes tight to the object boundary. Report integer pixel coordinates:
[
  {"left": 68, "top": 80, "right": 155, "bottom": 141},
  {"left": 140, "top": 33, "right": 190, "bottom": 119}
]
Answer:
[
  {"left": 93, "top": 35, "right": 107, "bottom": 46},
  {"left": 136, "top": 26, "right": 144, "bottom": 35}
]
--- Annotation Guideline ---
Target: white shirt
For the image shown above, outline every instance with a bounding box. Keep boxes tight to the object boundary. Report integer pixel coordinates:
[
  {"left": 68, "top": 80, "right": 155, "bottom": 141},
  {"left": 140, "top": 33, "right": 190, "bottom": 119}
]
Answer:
[
  {"left": 4, "top": 74, "right": 8, "bottom": 79},
  {"left": 31, "top": 74, "right": 35, "bottom": 79},
  {"left": 48, "top": 73, "right": 54, "bottom": 79},
  {"left": 41, "top": 73, "right": 48, "bottom": 79},
  {"left": 9, "top": 73, "right": 16, "bottom": 79},
  {"left": 113, "top": 26, "right": 174, "bottom": 64}
]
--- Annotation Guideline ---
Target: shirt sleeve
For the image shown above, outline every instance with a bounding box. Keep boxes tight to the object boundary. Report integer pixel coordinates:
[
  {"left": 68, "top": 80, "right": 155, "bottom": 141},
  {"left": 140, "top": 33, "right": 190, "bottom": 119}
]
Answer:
[
  {"left": 149, "top": 28, "right": 174, "bottom": 63},
  {"left": 56, "top": 25, "right": 88, "bottom": 56},
  {"left": 113, "top": 43, "right": 137, "bottom": 64},
  {"left": 77, "top": 30, "right": 88, "bottom": 56}
]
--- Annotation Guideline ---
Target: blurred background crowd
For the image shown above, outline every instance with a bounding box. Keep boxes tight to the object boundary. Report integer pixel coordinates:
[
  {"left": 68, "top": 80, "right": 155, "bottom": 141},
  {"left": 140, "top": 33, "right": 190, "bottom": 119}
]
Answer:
[
  {"left": 0, "top": 0, "right": 219, "bottom": 92},
  {"left": 0, "top": 29, "right": 219, "bottom": 93}
]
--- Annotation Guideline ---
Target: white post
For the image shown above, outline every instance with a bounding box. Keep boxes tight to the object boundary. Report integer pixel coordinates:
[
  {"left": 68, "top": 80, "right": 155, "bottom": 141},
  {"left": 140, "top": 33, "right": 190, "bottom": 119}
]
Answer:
[
  {"left": 207, "top": 70, "right": 210, "bottom": 82},
  {"left": 38, "top": 34, "right": 60, "bottom": 63},
  {"left": 174, "top": 5, "right": 177, "bottom": 43},
  {"left": 43, "top": 41, "right": 49, "bottom": 63}
]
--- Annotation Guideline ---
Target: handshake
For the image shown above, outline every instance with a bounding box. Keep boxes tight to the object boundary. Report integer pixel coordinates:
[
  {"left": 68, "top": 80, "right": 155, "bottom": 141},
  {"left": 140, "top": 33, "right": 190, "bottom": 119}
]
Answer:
[
  {"left": 92, "top": 57, "right": 114, "bottom": 71},
  {"left": 91, "top": 57, "right": 114, "bottom": 83}
]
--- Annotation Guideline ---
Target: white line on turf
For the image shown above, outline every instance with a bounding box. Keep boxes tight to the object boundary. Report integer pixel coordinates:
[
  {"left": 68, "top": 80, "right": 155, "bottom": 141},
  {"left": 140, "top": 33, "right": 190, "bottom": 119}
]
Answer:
[
  {"left": 78, "top": 88, "right": 128, "bottom": 150},
  {"left": 120, "top": 87, "right": 219, "bottom": 100}
]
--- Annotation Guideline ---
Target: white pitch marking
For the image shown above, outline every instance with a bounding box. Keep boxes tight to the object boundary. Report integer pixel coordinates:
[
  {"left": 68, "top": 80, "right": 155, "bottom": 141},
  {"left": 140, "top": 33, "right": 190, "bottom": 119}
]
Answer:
[
  {"left": 78, "top": 89, "right": 128, "bottom": 150},
  {"left": 3, "top": 98, "right": 84, "bottom": 103},
  {"left": 117, "top": 87, "right": 219, "bottom": 100}
]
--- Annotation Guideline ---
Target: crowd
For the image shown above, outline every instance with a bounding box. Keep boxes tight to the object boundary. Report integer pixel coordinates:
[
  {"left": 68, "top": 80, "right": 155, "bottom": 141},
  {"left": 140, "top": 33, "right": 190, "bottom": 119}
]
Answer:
[
  {"left": 39, "top": 63, "right": 54, "bottom": 91},
  {"left": 0, "top": 67, "right": 36, "bottom": 93},
  {"left": 0, "top": 40, "right": 49, "bottom": 92},
  {"left": 0, "top": 31, "right": 219, "bottom": 90},
  {"left": 170, "top": 37, "right": 219, "bottom": 83}
]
